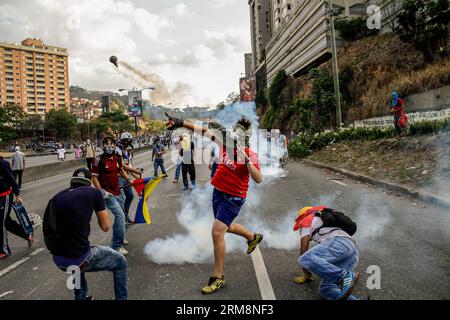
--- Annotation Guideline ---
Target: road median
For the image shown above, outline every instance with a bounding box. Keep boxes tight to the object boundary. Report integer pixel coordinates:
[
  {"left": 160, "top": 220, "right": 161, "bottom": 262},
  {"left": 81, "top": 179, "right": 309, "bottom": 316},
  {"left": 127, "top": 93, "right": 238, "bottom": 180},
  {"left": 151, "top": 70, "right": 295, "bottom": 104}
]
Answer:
[
  {"left": 22, "top": 145, "right": 152, "bottom": 183},
  {"left": 302, "top": 159, "right": 450, "bottom": 209}
]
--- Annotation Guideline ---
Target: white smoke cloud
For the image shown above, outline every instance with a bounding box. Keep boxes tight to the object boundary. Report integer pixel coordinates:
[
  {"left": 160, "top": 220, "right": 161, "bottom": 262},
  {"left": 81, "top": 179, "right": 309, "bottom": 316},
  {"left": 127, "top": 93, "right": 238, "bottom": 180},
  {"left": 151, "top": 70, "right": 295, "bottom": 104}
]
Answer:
[{"left": 144, "top": 102, "right": 295, "bottom": 264}]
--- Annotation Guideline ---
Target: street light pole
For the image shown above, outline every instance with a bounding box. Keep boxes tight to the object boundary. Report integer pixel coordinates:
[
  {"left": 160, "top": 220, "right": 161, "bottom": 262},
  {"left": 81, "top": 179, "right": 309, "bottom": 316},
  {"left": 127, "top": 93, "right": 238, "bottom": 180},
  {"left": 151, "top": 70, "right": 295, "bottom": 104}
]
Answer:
[{"left": 328, "top": 0, "right": 342, "bottom": 128}]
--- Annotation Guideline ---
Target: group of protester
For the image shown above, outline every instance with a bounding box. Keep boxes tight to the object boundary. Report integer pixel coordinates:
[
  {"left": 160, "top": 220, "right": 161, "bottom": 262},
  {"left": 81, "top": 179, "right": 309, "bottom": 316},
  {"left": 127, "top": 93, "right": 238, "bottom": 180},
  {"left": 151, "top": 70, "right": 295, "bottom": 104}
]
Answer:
[{"left": 0, "top": 93, "right": 396, "bottom": 300}]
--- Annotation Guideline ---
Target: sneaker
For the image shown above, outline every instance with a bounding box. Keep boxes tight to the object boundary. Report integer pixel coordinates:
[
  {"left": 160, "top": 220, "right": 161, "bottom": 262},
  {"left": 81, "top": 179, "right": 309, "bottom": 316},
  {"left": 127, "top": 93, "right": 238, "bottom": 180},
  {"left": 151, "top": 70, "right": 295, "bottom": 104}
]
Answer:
[
  {"left": 246, "top": 233, "right": 263, "bottom": 254},
  {"left": 201, "top": 276, "right": 225, "bottom": 294},
  {"left": 183, "top": 186, "right": 189, "bottom": 191},
  {"left": 85, "top": 296, "right": 94, "bottom": 301},
  {"left": 116, "top": 247, "right": 128, "bottom": 256},
  {"left": 125, "top": 217, "right": 133, "bottom": 224},
  {"left": 27, "top": 233, "right": 34, "bottom": 248},
  {"left": 123, "top": 240, "right": 129, "bottom": 246},
  {"left": 173, "top": 179, "right": 178, "bottom": 183},
  {"left": 0, "top": 253, "right": 9, "bottom": 260},
  {"left": 340, "top": 271, "right": 360, "bottom": 300}
]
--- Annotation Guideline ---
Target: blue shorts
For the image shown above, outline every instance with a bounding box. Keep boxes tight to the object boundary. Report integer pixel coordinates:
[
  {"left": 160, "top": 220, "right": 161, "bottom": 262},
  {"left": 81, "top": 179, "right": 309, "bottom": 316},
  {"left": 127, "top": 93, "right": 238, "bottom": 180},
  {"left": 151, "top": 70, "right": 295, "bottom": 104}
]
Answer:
[{"left": 212, "top": 188, "right": 245, "bottom": 227}]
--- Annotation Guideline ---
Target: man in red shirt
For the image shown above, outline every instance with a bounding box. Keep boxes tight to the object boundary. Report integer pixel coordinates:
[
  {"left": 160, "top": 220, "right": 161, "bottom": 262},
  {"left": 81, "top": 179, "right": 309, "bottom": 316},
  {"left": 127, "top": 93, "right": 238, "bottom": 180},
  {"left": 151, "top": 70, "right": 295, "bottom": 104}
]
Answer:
[
  {"left": 92, "top": 136, "right": 131, "bottom": 256},
  {"left": 166, "top": 114, "right": 263, "bottom": 294}
]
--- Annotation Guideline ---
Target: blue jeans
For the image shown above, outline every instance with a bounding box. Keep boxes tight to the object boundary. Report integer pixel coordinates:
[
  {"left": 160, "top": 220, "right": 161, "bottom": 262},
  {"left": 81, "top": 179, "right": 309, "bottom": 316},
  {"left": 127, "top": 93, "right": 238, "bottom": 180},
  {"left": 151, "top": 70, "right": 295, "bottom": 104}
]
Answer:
[
  {"left": 119, "top": 177, "right": 134, "bottom": 219},
  {"left": 104, "top": 195, "right": 125, "bottom": 250},
  {"left": 153, "top": 158, "right": 166, "bottom": 177},
  {"left": 299, "top": 237, "right": 359, "bottom": 300},
  {"left": 55, "top": 246, "right": 128, "bottom": 300},
  {"left": 174, "top": 162, "right": 182, "bottom": 180}
]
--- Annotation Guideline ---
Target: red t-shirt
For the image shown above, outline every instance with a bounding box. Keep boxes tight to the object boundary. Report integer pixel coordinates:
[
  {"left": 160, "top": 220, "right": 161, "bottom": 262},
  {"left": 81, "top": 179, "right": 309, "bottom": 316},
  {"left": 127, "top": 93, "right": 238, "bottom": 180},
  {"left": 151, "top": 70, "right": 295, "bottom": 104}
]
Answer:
[
  {"left": 91, "top": 155, "right": 121, "bottom": 196},
  {"left": 211, "top": 145, "right": 260, "bottom": 198}
]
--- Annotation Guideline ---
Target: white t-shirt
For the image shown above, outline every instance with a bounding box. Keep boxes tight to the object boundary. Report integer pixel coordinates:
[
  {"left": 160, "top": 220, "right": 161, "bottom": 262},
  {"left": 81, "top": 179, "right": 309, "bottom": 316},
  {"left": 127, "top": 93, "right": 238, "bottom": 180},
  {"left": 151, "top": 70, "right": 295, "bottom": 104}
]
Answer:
[
  {"left": 57, "top": 148, "right": 66, "bottom": 159},
  {"left": 300, "top": 217, "right": 353, "bottom": 244}
]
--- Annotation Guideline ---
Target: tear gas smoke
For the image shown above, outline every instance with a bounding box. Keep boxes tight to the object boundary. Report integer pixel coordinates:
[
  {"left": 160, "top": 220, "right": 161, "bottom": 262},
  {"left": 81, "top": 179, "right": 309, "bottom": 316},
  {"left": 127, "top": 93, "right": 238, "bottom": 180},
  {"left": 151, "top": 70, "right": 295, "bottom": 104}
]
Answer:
[
  {"left": 145, "top": 102, "right": 293, "bottom": 264},
  {"left": 109, "top": 56, "right": 193, "bottom": 106}
]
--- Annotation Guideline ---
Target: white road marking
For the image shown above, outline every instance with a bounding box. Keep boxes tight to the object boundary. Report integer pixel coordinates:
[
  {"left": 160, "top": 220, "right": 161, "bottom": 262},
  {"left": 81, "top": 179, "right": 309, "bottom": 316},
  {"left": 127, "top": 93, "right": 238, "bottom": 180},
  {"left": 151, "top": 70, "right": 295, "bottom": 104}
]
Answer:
[
  {"left": 0, "top": 291, "right": 14, "bottom": 298},
  {"left": 330, "top": 180, "right": 348, "bottom": 187},
  {"left": 0, "top": 248, "right": 45, "bottom": 278},
  {"left": 250, "top": 246, "right": 276, "bottom": 300}
]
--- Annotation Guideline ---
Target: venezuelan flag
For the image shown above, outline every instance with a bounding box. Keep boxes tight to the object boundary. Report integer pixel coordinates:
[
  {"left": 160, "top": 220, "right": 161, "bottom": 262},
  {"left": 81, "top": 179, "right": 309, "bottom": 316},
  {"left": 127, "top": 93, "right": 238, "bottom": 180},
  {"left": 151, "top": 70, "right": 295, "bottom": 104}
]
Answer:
[{"left": 131, "top": 176, "right": 163, "bottom": 224}]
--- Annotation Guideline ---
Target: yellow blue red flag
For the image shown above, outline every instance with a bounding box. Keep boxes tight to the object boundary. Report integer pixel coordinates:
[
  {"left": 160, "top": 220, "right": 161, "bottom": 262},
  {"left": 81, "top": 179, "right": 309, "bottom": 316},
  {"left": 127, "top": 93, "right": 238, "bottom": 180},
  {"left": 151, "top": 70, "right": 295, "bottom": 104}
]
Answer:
[{"left": 131, "top": 176, "right": 163, "bottom": 224}]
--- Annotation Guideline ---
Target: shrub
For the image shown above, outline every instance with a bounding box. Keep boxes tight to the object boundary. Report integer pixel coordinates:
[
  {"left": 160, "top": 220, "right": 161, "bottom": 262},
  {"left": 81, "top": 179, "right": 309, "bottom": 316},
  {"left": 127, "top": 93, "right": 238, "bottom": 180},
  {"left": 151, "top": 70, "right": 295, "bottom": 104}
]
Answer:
[
  {"left": 335, "top": 16, "right": 379, "bottom": 41},
  {"left": 268, "top": 70, "right": 288, "bottom": 111}
]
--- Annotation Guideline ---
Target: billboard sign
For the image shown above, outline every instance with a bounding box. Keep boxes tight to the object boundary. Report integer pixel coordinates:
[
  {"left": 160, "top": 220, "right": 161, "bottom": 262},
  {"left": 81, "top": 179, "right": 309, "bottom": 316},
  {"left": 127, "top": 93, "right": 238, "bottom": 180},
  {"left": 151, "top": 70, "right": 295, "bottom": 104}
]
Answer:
[
  {"left": 240, "top": 77, "right": 256, "bottom": 102},
  {"left": 128, "top": 90, "right": 142, "bottom": 117}
]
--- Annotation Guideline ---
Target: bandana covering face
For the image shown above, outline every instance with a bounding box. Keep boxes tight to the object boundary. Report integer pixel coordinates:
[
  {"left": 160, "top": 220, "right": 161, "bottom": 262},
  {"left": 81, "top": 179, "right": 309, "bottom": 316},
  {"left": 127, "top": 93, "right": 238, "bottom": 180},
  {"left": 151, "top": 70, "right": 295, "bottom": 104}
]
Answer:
[
  {"left": 105, "top": 146, "right": 115, "bottom": 155},
  {"left": 392, "top": 91, "right": 399, "bottom": 107}
]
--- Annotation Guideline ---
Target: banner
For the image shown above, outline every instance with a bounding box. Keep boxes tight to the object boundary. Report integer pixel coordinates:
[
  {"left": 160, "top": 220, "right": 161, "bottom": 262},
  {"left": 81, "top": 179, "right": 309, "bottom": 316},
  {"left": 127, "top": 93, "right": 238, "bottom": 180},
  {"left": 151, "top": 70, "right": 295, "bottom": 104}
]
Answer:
[
  {"left": 240, "top": 77, "right": 256, "bottom": 102},
  {"left": 354, "top": 108, "right": 450, "bottom": 128}
]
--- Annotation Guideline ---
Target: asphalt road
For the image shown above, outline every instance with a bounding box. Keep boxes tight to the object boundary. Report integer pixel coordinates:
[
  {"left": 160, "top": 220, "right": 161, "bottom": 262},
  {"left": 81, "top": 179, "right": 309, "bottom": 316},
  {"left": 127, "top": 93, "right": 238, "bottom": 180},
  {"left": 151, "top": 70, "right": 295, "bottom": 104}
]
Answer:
[{"left": 0, "top": 149, "right": 449, "bottom": 300}]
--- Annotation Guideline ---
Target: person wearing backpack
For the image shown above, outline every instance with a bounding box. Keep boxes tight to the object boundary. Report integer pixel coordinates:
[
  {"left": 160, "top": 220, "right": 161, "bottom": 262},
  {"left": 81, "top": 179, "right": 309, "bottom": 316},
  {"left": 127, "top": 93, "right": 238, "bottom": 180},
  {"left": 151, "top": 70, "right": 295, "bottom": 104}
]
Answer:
[
  {"left": 43, "top": 168, "right": 128, "bottom": 300},
  {"left": 293, "top": 206, "right": 360, "bottom": 300},
  {"left": 91, "top": 136, "right": 132, "bottom": 256}
]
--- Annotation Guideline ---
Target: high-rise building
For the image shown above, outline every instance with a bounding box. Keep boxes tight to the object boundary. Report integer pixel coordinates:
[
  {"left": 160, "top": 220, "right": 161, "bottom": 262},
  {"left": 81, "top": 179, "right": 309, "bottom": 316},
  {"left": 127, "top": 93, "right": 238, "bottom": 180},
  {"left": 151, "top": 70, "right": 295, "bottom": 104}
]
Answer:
[
  {"left": 248, "top": 0, "right": 273, "bottom": 72},
  {"left": 265, "top": 0, "right": 367, "bottom": 85},
  {"left": 244, "top": 53, "right": 254, "bottom": 78},
  {"left": 0, "top": 38, "right": 70, "bottom": 115}
]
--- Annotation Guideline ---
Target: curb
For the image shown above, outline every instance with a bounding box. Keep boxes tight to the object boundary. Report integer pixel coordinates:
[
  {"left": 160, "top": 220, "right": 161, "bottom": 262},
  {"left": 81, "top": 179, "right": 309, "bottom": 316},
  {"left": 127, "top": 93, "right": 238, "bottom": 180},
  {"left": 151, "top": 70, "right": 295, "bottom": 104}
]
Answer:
[{"left": 302, "top": 159, "right": 450, "bottom": 209}]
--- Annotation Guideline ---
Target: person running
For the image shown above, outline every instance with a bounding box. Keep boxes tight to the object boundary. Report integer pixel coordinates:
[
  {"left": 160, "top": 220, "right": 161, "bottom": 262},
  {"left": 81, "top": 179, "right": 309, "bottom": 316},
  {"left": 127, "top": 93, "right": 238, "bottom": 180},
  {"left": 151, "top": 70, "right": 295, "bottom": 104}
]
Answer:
[
  {"left": 44, "top": 168, "right": 128, "bottom": 300},
  {"left": 293, "top": 206, "right": 360, "bottom": 300},
  {"left": 11, "top": 147, "right": 26, "bottom": 190},
  {"left": 166, "top": 113, "right": 264, "bottom": 294},
  {"left": 84, "top": 139, "right": 96, "bottom": 171},
  {"left": 180, "top": 133, "right": 196, "bottom": 190},
  {"left": 0, "top": 156, "right": 32, "bottom": 260},
  {"left": 152, "top": 137, "right": 167, "bottom": 179},
  {"left": 91, "top": 136, "right": 131, "bottom": 256}
]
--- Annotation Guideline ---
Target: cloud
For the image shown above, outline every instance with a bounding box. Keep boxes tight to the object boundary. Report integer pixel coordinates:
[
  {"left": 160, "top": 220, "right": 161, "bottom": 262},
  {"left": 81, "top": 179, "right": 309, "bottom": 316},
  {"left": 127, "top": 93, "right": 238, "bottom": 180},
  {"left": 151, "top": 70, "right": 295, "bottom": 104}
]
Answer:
[{"left": 211, "top": 0, "right": 240, "bottom": 8}]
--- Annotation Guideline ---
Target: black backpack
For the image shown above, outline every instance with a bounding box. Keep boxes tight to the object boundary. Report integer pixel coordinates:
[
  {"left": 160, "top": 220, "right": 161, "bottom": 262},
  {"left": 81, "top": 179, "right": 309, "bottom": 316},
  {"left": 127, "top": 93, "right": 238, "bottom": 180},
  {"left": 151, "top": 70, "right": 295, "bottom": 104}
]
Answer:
[
  {"left": 313, "top": 208, "right": 357, "bottom": 236},
  {"left": 42, "top": 188, "right": 70, "bottom": 254}
]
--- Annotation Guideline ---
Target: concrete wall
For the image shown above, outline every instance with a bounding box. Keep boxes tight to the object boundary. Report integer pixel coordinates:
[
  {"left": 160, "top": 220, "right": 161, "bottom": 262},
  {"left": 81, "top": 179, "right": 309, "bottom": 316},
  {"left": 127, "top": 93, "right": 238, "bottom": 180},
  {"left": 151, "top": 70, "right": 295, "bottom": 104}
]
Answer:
[
  {"left": 22, "top": 146, "right": 152, "bottom": 184},
  {"left": 404, "top": 85, "right": 450, "bottom": 113}
]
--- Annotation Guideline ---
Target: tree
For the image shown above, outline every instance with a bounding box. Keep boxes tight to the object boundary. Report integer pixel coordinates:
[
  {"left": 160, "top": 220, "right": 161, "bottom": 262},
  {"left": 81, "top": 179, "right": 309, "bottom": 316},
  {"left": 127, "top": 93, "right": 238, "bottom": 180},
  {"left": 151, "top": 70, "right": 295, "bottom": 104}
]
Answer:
[
  {"left": 44, "top": 109, "right": 77, "bottom": 140},
  {"left": 397, "top": 0, "right": 450, "bottom": 61},
  {"left": 0, "top": 103, "right": 26, "bottom": 130},
  {"left": 91, "top": 110, "right": 133, "bottom": 137},
  {"left": 225, "top": 92, "right": 240, "bottom": 105},
  {"left": 268, "top": 70, "right": 288, "bottom": 110},
  {"left": 216, "top": 101, "right": 226, "bottom": 110},
  {"left": 23, "top": 115, "right": 44, "bottom": 137}
]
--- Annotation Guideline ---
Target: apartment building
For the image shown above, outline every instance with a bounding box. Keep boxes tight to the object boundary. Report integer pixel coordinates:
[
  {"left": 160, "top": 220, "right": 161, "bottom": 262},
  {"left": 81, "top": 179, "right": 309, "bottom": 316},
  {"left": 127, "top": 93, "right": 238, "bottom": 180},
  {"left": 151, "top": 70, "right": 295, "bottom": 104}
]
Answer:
[
  {"left": 248, "top": 0, "right": 273, "bottom": 72},
  {"left": 265, "top": 0, "right": 366, "bottom": 84},
  {"left": 0, "top": 38, "right": 70, "bottom": 115}
]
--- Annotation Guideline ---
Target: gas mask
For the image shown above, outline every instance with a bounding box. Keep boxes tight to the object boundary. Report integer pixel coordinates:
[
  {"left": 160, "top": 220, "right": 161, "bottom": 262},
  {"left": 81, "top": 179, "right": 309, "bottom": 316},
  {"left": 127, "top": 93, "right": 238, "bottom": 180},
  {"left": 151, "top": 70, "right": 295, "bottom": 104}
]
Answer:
[
  {"left": 229, "top": 123, "right": 252, "bottom": 148},
  {"left": 104, "top": 145, "right": 115, "bottom": 155}
]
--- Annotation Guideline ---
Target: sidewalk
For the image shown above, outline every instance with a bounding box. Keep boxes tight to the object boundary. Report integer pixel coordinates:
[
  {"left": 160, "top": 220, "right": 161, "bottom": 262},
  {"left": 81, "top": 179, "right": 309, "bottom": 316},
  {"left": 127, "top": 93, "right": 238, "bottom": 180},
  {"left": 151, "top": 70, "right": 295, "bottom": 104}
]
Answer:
[{"left": 302, "top": 159, "right": 450, "bottom": 209}]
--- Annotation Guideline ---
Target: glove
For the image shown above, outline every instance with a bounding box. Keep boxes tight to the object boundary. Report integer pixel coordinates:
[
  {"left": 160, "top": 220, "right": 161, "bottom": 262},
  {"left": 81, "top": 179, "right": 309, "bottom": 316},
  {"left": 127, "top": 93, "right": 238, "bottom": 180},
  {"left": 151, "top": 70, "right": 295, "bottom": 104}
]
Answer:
[
  {"left": 165, "top": 112, "right": 184, "bottom": 131},
  {"left": 293, "top": 272, "right": 313, "bottom": 284}
]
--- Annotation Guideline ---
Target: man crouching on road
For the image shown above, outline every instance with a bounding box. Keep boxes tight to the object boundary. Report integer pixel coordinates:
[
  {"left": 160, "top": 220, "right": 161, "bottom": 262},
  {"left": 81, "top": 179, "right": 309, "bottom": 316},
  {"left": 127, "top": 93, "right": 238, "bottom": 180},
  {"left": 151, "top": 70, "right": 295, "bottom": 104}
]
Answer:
[
  {"left": 165, "top": 113, "right": 264, "bottom": 294},
  {"left": 293, "top": 206, "right": 361, "bottom": 300},
  {"left": 44, "top": 168, "right": 127, "bottom": 300}
]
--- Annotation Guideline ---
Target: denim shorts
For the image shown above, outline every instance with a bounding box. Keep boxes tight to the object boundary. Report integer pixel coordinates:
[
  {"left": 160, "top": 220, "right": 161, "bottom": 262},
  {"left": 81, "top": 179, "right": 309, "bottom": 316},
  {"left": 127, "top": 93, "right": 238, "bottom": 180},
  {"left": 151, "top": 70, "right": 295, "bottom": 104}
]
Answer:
[{"left": 212, "top": 188, "right": 245, "bottom": 226}]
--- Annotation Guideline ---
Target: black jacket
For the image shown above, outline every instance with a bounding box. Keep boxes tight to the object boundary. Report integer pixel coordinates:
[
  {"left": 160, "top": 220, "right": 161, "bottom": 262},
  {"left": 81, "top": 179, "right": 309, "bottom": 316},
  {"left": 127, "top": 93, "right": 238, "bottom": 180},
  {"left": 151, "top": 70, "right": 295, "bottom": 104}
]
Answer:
[{"left": 0, "top": 158, "right": 20, "bottom": 196}]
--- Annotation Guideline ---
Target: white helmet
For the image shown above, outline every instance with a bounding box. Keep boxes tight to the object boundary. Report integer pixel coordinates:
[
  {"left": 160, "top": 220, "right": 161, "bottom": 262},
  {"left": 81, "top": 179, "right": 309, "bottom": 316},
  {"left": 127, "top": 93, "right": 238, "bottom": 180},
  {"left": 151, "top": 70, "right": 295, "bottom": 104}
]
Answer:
[{"left": 120, "top": 132, "right": 133, "bottom": 140}]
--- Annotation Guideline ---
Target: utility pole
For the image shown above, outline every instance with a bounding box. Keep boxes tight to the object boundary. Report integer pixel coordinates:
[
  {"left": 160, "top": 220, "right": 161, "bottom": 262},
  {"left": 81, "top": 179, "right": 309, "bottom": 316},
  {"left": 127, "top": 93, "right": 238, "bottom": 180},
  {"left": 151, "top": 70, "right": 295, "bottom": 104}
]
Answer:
[{"left": 328, "top": 0, "right": 342, "bottom": 128}]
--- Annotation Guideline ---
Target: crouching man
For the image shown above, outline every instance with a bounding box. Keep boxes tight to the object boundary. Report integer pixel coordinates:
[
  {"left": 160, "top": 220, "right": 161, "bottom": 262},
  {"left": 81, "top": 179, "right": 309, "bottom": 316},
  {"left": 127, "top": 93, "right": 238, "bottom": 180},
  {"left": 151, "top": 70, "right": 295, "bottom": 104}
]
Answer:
[
  {"left": 43, "top": 168, "right": 128, "bottom": 300},
  {"left": 293, "top": 206, "right": 360, "bottom": 300}
]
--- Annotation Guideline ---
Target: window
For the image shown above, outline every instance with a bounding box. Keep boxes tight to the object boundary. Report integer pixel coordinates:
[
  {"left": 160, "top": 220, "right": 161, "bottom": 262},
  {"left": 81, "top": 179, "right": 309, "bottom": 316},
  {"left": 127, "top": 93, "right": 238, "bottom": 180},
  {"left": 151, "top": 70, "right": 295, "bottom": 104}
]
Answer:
[{"left": 287, "top": 4, "right": 291, "bottom": 10}]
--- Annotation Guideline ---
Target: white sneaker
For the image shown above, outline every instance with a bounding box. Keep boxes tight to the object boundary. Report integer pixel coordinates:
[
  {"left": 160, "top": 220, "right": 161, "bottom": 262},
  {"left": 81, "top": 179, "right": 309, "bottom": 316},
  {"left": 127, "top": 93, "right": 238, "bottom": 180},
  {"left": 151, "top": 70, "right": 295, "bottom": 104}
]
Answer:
[
  {"left": 116, "top": 247, "right": 128, "bottom": 256},
  {"left": 123, "top": 240, "right": 129, "bottom": 245}
]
